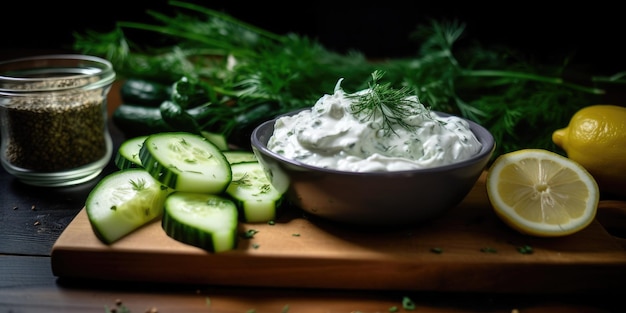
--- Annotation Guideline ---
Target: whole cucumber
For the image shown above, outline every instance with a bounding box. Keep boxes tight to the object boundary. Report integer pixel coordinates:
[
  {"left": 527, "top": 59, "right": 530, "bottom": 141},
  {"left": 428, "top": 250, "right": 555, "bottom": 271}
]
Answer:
[
  {"left": 112, "top": 104, "right": 175, "bottom": 137},
  {"left": 112, "top": 103, "right": 218, "bottom": 138},
  {"left": 120, "top": 78, "right": 172, "bottom": 107}
]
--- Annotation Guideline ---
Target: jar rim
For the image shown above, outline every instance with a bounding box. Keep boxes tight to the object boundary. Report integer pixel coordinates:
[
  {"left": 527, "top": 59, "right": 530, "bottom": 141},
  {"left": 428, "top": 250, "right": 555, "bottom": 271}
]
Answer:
[{"left": 0, "top": 54, "right": 116, "bottom": 93}]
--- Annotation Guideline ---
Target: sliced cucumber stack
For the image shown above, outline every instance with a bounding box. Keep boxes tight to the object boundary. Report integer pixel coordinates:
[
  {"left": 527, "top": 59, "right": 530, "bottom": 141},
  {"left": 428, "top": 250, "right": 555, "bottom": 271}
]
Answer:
[
  {"left": 114, "top": 135, "right": 148, "bottom": 169},
  {"left": 226, "top": 161, "right": 284, "bottom": 223},
  {"left": 85, "top": 131, "right": 284, "bottom": 252},
  {"left": 86, "top": 168, "right": 173, "bottom": 244},
  {"left": 139, "top": 132, "right": 232, "bottom": 194},
  {"left": 162, "top": 192, "right": 239, "bottom": 253}
]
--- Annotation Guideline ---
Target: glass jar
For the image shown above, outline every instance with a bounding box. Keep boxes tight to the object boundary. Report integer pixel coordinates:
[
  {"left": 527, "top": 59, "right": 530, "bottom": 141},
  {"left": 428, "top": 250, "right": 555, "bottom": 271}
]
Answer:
[{"left": 0, "top": 54, "right": 116, "bottom": 187}]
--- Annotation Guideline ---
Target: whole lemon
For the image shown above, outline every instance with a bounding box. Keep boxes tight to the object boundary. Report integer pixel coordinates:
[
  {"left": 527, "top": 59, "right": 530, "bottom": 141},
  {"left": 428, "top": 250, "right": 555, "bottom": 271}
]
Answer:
[{"left": 552, "top": 104, "right": 626, "bottom": 198}]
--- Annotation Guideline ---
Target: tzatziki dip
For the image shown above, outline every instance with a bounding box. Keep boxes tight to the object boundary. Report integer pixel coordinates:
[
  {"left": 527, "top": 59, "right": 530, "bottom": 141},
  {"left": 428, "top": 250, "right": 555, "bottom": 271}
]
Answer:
[{"left": 267, "top": 77, "right": 482, "bottom": 172}]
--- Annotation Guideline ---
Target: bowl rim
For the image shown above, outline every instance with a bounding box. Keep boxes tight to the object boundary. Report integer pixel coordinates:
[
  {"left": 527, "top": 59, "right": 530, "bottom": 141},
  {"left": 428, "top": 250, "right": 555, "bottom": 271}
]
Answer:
[{"left": 251, "top": 109, "right": 496, "bottom": 177}]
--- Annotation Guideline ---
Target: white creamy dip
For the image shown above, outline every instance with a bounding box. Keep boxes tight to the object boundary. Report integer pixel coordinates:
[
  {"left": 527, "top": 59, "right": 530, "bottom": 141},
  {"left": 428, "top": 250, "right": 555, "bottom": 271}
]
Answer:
[{"left": 267, "top": 80, "right": 482, "bottom": 172}]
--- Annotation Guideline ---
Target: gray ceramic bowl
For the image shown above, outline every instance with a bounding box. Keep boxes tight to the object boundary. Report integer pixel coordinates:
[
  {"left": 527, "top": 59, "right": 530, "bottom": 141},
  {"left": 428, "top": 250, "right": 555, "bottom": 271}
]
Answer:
[{"left": 251, "top": 110, "right": 496, "bottom": 226}]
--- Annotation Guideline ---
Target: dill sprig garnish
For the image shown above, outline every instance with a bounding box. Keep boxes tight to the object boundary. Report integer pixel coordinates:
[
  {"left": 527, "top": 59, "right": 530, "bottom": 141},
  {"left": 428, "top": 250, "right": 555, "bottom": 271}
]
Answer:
[
  {"left": 348, "top": 70, "right": 425, "bottom": 135},
  {"left": 129, "top": 178, "right": 147, "bottom": 191},
  {"left": 231, "top": 173, "right": 251, "bottom": 186}
]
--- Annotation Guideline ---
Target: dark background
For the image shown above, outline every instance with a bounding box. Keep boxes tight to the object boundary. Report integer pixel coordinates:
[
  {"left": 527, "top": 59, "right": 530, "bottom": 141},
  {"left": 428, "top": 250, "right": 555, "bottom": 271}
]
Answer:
[{"left": 1, "top": 1, "right": 624, "bottom": 75}]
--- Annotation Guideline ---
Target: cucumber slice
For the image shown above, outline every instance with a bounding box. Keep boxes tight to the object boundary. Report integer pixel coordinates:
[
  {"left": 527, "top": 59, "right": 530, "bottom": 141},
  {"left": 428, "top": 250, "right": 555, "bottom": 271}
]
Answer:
[
  {"left": 114, "top": 135, "right": 148, "bottom": 169},
  {"left": 201, "top": 130, "right": 229, "bottom": 151},
  {"left": 139, "top": 132, "right": 232, "bottom": 194},
  {"left": 223, "top": 150, "right": 257, "bottom": 164},
  {"left": 85, "top": 168, "right": 172, "bottom": 244},
  {"left": 226, "top": 161, "right": 284, "bottom": 223},
  {"left": 162, "top": 192, "right": 238, "bottom": 253}
]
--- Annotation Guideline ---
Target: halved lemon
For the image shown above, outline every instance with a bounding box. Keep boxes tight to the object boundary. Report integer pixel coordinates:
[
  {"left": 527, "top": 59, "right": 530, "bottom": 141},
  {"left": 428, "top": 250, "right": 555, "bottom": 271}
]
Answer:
[{"left": 486, "top": 149, "right": 599, "bottom": 237}]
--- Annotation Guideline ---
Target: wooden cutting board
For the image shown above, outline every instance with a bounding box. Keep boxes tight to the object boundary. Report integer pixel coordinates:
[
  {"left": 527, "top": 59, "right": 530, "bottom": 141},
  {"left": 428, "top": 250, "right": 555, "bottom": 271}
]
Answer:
[{"left": 51, "top": 172, "right": 626, "bottom": 293}]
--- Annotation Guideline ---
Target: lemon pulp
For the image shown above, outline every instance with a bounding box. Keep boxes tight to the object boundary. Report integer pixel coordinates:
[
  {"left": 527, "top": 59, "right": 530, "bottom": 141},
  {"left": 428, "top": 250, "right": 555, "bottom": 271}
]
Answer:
[{"left": 486, "top": 149, "right": 599, "bottom": 237}]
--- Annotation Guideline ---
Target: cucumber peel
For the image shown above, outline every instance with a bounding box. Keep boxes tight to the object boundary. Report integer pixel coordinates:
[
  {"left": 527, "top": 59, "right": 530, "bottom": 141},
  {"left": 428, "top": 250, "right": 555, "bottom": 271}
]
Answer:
[{"left": 223, "top": 150, "right": 258, "bottom": 164}]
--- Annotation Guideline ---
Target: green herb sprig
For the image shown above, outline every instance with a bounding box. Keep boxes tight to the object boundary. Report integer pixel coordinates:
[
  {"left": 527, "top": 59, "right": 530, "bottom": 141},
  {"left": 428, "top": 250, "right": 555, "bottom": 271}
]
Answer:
[
  {"left": 348, "top": 70, "right": 427, "bottom": 135},
  {"left": 72, "top": 0, "right": 620, "bottom": 160},
  {"left": 129, "top": 178, "right": 147, "bottom": 191}
]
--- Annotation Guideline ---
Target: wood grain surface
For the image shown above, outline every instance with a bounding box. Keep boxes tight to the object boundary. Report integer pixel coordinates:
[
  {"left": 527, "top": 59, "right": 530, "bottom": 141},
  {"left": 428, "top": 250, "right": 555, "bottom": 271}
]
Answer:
[{"left": 51, "top": 173, "right": 626, "bottom": 293}]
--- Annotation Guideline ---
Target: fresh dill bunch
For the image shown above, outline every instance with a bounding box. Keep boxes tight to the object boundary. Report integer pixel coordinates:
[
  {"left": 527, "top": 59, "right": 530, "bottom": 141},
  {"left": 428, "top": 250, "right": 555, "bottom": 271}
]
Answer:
[
  {"left": 70, "top": 1, "right": 615, "bottom": 160},
  {"left": 348, "top": 70, "right": 426, "bottom": 135}
]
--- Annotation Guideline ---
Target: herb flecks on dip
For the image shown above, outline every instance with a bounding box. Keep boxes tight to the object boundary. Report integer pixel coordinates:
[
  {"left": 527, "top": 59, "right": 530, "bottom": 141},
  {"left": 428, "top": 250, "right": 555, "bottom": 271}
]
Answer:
[{"left": 267, "top": 71, "right": 482, "bottom": 172}]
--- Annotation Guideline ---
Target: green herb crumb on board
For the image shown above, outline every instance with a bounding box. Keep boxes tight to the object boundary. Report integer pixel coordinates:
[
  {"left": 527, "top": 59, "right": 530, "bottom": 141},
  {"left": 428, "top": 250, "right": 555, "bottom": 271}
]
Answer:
[{"left": 73, "top": 0, "right": 623, "bottom": 161}]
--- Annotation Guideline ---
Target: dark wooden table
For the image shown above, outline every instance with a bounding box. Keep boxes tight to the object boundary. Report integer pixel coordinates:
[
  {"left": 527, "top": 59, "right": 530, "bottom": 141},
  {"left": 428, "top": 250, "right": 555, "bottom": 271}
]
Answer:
[{"left": 2, "top": 80, "right": 626, "bottom": 313}]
